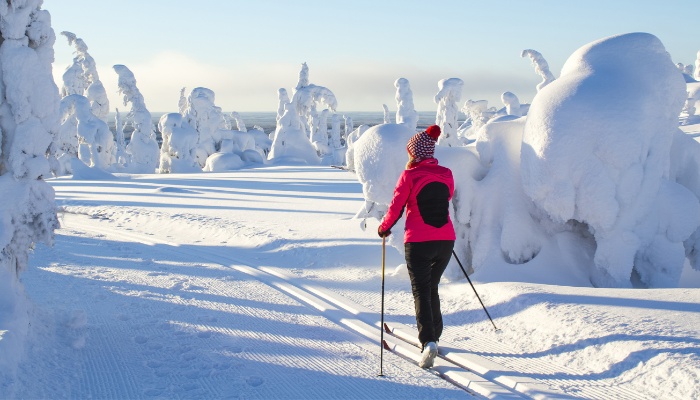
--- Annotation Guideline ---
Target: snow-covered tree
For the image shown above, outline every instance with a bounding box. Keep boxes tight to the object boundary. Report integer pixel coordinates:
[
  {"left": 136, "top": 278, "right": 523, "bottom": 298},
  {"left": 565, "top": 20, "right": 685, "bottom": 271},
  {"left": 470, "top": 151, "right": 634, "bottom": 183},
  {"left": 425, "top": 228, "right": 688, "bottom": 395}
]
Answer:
[
  {"left": 382, "top": 104, "right": 391, "bottom": 124},
  {"left": 230, "top": 112, "right": 247, "bottom": 132},
  {"left": 158, "top": 113, "right": 200, "bottom": 173},
  {"left": 522, "top": 33, "right": 698, "bottom": 288},
  {"left": 330, "top": 113, "right": 342, "bottom": 149},
  {"left": 277, "top": 88, "right": 290, "bottom": 122},
  {"left": 457, "top": 99, "right": 494, "bottom": 140},
  {"left": 394, "top": 78, "right": 418, "bottom": 132},
  {"left": 344, "top": 125, "right": 369, "bottom": 172},
  {"left": 0, "top": 0, "right": 61, "bottom": 378},
  {"left": 434, "top": 77, "right": 464, "bottom": 147},
  {"left": 114, "top": 108, "right": 127, "bottom": 166},
  {"left": 677, "top": 62, "right": 693, "bottom": 78},
  {"left": 178, "top": 87, "right": 187, "bottom": 115},
  {"left": 344, "top": 115, "right": 353, "bottom": 139},
  {"left": 291, "top": 62, "right": 338, "bottom": 134},
  {"left": 60, "top": 32, "right": 109, "bottom": 120},
  {"left": 59, "top": 94, "right": 115, "bottom": 170},
  {"left": 268, "top": 102, "right": 319, "bottom": 164},
  {"left": 181, "top": 87, "right": 227, "bottom": 167},
  {"left": 113, "top": 64, "right": 159, "bottom": 173},
  {"left": 311, "top": 108, "right": 331, "bottom": 156},
  {"left": 521, "top": 49, "right": 556, "bottom": 92},
  {"left": 695, "top": 51, "right": 700, "bottom": 81},
  {"left": 501, "top": 92, "right": 522, "bottom": 117}
]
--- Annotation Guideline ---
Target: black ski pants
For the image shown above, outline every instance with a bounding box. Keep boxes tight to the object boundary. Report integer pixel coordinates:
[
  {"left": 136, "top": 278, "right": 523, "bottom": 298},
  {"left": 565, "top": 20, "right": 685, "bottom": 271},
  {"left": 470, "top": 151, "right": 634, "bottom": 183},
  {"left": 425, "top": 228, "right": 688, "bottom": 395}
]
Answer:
[{"left": 404, "top": 240, "right": 454, "bottom": 347}]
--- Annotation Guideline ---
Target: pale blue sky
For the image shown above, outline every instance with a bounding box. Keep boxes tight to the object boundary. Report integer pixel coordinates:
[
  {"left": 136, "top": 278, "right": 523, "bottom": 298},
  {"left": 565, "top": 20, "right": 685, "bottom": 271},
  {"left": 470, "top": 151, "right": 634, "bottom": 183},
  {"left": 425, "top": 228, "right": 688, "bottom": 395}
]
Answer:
[{"left": 48, "top": 0, "right": 697, "bottom": 112}]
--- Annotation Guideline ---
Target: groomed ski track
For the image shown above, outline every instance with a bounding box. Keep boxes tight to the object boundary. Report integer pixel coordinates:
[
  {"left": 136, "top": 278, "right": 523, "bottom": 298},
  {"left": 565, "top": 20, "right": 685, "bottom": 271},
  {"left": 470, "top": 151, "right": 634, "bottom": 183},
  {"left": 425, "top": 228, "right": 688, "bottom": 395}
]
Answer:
[{"left": 48, "top": 212, "right": 566, "bottom": 399}]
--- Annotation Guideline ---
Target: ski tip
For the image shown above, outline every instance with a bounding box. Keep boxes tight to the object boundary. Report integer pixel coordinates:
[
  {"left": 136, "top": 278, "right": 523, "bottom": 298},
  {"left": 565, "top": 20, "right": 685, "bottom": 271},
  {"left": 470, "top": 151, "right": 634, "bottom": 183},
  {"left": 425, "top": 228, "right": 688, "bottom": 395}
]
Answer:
[
  {"left": 382, "top": 339, "right": 391, "bottom": 350},
  {"left": 383, "top": 322, "right": 392, "bottom": 333}
]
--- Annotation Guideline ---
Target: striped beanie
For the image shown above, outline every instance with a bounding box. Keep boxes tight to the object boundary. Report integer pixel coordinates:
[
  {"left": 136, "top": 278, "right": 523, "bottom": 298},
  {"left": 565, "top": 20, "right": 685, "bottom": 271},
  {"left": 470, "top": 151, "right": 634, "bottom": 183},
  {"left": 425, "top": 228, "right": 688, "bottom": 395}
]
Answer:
[{"left": 406, "top": 125, "right": 441, "bottom": 162}]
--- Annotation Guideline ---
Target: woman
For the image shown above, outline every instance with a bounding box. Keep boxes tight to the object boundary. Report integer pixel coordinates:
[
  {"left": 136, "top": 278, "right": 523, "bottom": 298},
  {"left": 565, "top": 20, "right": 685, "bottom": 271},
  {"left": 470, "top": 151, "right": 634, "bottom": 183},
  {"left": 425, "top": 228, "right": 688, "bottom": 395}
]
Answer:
[{"left": 378, "top": 124, "right": 455, "bottom": 369}]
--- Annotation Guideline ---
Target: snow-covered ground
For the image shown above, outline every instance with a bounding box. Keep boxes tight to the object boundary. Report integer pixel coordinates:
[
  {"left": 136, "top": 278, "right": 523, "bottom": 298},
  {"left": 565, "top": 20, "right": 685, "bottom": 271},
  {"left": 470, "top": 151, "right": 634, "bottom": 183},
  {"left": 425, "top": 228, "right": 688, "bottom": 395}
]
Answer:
[{"left": 7, "top": 165, "right": 699, "bottom": 399}]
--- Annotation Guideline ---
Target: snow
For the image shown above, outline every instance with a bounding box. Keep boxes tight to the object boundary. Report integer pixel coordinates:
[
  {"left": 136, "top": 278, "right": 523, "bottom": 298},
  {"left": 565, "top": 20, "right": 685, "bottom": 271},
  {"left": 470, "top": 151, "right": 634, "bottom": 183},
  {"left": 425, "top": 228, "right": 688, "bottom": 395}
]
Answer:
[
  {"left": 0, "top": 166, "right": 695, "bottom": 399},
  {"left": 0, "top": 9, "right": 699, "bottom": 398}
]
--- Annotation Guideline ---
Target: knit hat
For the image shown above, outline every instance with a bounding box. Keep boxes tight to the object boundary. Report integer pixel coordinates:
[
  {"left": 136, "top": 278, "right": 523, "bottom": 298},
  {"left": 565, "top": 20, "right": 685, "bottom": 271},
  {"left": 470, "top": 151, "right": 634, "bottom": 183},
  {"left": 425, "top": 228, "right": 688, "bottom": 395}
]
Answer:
[
  {"left": 425, "top": 125, "right": 441, "bottom": 140},
  {"left": 407, "top": 125, "right": 440, "bottom": 163}
]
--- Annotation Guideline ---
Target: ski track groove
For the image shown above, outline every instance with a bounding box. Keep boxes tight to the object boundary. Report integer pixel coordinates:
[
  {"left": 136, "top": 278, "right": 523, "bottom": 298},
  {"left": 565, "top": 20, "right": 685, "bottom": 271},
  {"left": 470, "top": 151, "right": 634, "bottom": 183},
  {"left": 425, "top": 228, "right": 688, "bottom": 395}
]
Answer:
[
  {"left": 323, "top": 271, "right": 650, "bottom": 400},
  {"left": 21, "top": 216, "right": 469, "bottom": 399}
]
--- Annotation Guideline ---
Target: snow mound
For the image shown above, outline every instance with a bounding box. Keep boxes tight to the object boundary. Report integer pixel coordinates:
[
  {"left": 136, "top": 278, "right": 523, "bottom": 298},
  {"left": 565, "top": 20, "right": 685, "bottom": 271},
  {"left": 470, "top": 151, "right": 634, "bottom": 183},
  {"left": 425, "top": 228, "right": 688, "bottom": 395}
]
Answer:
[{"left": 69, "top": 158, "right": 118, "bottom": 180}]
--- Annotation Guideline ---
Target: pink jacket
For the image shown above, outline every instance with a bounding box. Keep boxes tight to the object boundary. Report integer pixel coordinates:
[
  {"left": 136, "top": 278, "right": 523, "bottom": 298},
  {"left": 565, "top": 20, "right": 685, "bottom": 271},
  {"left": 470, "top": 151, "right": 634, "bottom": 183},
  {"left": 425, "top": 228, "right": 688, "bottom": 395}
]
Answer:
[{"left": 379, "top": 158, "right": 456, "bottom": 243}]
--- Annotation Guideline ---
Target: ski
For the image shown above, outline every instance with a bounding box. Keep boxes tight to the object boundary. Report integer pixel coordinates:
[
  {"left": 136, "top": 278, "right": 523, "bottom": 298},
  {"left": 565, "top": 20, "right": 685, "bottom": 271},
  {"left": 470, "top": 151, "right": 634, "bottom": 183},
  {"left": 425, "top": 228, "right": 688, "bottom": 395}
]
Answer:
[{"left": 383, "top": 322, "right": 422, "bottom": 349}]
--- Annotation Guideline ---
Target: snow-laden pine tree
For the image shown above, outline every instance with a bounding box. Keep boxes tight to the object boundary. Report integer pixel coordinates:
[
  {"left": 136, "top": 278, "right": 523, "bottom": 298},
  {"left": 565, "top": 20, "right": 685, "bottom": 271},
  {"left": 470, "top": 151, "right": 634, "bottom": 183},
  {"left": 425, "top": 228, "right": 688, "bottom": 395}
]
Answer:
[
  {"left": 60, "top": 31, "right": 109, "bottom": 121},
  {"left": 230, "top": 112, "right": 247, "bottom": 132},
  {"left": 0, "top": 0, "right": 60, "bottom": 383},
  {"left": 501, "top": 92, "right": 522, "bottom": 117},
  {"left": 382, "top": 104, "right": 391, "bottom": 124},
  {"left": 434, "top": 78, "right": 463, "bottom": 146},
  {"left": 180, "top": 87, "right": 227, "bottom": 168},
  {"left": 311, "top": 108, "right": 330, "bottom": 156},
  {"left": 291, "top": 63, "right": 338, "bottom": 135},
  {"left": 114, "top": 108, "right": 127, "bottom": 165},
  {"left": 59, "top": 94, "right": 116, "bottom": 170},
  {"left": 521, "top": 49, "right": 556, "bottom": 92},
  {"left": 394, "top": 78, "right": 418, "bottom": 132},
  {"left": 157, "top": 113, "right": 199, "bottom": 174},
  {"left": 113, "top": 64, "right": 159, "bottom": 173}
]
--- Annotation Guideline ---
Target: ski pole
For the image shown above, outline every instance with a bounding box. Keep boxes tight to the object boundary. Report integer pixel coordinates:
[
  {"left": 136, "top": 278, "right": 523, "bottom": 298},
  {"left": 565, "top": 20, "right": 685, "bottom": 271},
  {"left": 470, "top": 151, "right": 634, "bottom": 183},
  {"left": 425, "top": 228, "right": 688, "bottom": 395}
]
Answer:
[
  {"left": 452, "top": 250, "right": 500, "bottom": 332},
  {"left": 378, "top": 236, "right": 386, "bottom": 376}
]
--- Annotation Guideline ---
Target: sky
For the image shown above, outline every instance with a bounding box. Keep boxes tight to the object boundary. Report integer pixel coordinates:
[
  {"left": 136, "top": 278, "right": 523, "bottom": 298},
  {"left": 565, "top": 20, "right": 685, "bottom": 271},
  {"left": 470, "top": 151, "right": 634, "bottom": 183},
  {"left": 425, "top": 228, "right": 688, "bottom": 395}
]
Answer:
[{"left": 47, "top": 0, "right": 698, "bottom": 113}]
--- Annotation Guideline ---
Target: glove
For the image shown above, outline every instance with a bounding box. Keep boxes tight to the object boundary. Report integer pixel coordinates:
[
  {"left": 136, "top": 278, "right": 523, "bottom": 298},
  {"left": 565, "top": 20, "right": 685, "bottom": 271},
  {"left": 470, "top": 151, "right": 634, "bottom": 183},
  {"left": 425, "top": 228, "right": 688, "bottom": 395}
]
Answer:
[{"left": 378, "top": 227, "right": 391, "bottom": 238}]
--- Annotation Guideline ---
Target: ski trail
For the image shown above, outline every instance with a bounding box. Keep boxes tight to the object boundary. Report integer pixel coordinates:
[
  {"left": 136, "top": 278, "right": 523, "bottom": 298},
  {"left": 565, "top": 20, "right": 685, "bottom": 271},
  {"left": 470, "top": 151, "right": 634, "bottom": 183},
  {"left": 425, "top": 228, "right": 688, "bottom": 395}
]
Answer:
[
  {"left": 50, "top": 213, "right": 566, "bottom": 399},
  {"left": 18, "top": 214, "right": 469, "bottom": 399}
]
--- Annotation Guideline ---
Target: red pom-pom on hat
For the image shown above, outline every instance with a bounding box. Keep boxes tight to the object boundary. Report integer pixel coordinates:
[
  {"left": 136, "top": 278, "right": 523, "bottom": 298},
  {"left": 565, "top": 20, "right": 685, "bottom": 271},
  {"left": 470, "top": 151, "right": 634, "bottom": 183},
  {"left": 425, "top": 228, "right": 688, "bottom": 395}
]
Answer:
[{"left": 425, "top": 125, "right": 441, "bottom": 140}]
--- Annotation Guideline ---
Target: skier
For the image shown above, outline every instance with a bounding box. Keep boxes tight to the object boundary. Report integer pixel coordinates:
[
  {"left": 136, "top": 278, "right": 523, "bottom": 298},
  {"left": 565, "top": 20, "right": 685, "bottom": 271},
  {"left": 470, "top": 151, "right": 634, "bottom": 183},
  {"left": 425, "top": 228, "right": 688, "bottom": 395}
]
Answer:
[{"left": 378, "top": 125, "right": 455, "bottom": 369}]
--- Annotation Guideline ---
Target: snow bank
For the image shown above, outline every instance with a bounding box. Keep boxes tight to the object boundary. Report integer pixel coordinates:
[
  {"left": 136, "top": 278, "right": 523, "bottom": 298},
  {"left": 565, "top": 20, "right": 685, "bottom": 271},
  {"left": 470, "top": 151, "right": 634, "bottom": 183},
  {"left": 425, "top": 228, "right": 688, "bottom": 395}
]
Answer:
[{"left": 522, "top": 32, "right": 698, "bottom": 287}]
